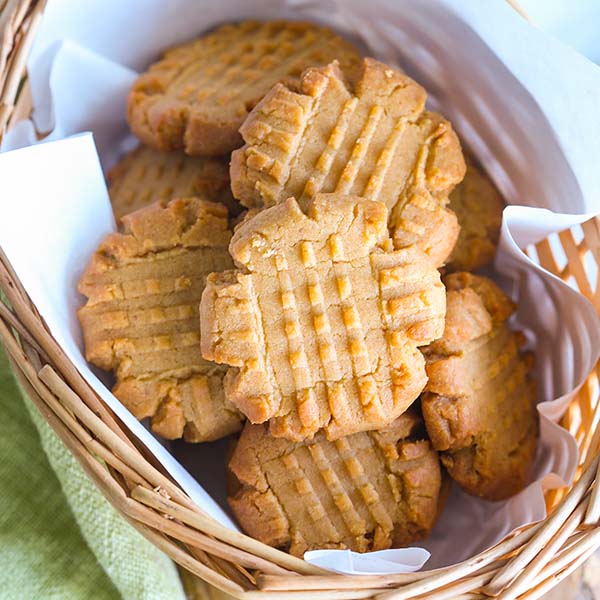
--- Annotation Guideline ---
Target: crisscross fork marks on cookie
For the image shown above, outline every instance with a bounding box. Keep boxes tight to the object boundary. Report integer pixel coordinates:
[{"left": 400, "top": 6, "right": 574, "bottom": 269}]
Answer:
[
  {"left": 374, "top": 253, "right": 446, "bottom": 398},
  {"left": 268, "top": 234, "right": 385, "bottom": 438},
  {"left": 300, "top": 240, "right": 342, "bottom": 383},
  {"left": 201, "top": 193, "right": 446, "bottom": 441},
  {"left": 335, "top": 436, "right": 395, "bottom": 540},
  {"left": 173, "top": 25, "right": 334, "bottom": 109},
  {"left": 79, "top": 197, "right": 243, "bottom": 442},
  {"left": 281, "top": 452, "right": 339, "bottom": 543},
  {"left": 361, "top": 116, "right": 408, "bottom": 202},
  {"left": 231, "top": 57, "right": 465, "bottom": 264},
  {"left": 334, "top": 105, "right": 385, "bottom": 194},
  {"left": 274, "top": 251, "right": 321, "bottom": 431},
  {"left": 388, "top": 124, "right": 459, "bottom": 254},
  {"left": 307, "top": 443, "right": 366, "bottom": 536},
  {"left": 204, "top": 270, "right": 280, "bottom": 423},
  {"left": 171, "top": 26, "right": 306, "bottom": 106},
  {"left": 394, "top": 148, "right": 460, "bottom": 267},
  {"left": 128, "top": 20, "right": 361, "bottom": 156},
  {"left": 329, "top": 234, "right": 384, "bottom": 422},
  {"left": 227, "top": 413, "right": 442, "bottom": 556},
  {"left": 303, "top": 97, "right": 359, "bottom": 198},
  {"left": 107, "top": 145, "right": 236, "bottom": 220}
]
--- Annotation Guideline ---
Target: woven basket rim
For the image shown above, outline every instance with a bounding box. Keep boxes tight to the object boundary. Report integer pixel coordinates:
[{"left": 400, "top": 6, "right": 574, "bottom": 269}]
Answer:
[{"left": 1, "top": 1, "right": 600, "bottom": 598}]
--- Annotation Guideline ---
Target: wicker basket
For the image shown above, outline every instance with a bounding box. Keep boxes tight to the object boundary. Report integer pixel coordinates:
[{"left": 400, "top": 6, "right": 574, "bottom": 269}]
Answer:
[{"left": 1, "top": 1, "right": 599, "bottom": 598}]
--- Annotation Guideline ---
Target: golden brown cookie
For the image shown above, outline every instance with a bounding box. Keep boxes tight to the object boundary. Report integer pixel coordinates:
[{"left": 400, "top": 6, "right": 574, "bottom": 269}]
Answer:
[
  {"left": 421, "top": 272, "right": 538, "bottom": 500},
  {"left": 200, "top": 193, "right": 446, "bottom": 441},
  {"left": 230, "top": 58, "right": 465, "bottom": 265},
  {"left": 108, "top": 145, "right": 238, "bottom": 220},
  {"left": 127, "top": 21, "right": 361, "bottom": 156},
  {"left": 228, "top": 411, "right": 442, "bottom": 556},
  {"left": 78, "top": 197, "right": 243, "bottom": 442},
  {"left": 446, "top": 156, "right": 504, "bottom": 272}
]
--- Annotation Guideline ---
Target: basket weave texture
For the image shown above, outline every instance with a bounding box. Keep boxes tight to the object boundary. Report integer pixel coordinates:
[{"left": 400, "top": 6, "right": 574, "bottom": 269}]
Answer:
[{"left": 1, "top": 1, "right": 600, "bottom": 598}]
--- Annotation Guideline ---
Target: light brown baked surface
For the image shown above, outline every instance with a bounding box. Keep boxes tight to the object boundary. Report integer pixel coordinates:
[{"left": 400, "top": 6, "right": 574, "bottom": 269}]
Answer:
[
  {"left": 228, "top": 411, "right": 442, "bottom": 556},
  {"left": 78, "top": 197, "right": 243, "bottom": 442},
  {"left": 230, "top": 58, "right": 465, "bottom": 265},
  {"left": 446, "top": 156, "right": 504, "bottom": 272},
  {"left": 200, "top": 193, "right": 446, "bottom": 441},
  {"left": 108, "top": 145, "right": 238, "bottom": 220},
  {"left": 422, "top": 272, "right": 538, "bottom": 500},
  {"left": 127, "top": 20, "right": 361, "bottom": 156}
]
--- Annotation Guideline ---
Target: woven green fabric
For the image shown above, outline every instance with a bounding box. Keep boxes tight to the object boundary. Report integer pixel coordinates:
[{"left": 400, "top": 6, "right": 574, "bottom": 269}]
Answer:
[{"left": 0, "top": 344, "right": 186, "bottom": 600}]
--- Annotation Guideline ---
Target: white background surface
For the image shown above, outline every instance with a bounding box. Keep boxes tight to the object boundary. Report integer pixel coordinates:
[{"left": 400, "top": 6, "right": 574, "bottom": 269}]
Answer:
[{"left": 520, "top": 0, "right": 600, "bottom": 64}]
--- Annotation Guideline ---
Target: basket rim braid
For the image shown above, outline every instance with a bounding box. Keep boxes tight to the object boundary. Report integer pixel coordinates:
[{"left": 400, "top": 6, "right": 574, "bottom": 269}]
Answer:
[{"left": 1, "top": 1, "right": 600, "bottom": 598}]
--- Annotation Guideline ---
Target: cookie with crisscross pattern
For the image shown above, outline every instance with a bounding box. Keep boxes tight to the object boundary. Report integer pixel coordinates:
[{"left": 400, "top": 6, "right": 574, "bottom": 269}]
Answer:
[
  {"left": 127, "top": 20, "right": 361, "bottom": 156},
  {"left": 230, "top": 58, "right": 465, "bottom": 265},
  {"left": 78, "top": 197, "right": 243, "bottom": 442},
  {"left": 422, "top": 272, "right": 538, "bottom": 500},
  {"left": 108, "top": 145, "right": 238, "bottom": 220},
  {"left": 228, "top": 410, "right": 442, "bottom": 556},
  {"left": 200, "top": 193, "right": 446, "bottom": 441}
]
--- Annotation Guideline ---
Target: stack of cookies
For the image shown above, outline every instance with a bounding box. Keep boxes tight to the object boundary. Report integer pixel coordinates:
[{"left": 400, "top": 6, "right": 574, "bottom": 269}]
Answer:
[{"left": 77, "top": 20, "right": 538, "bottom": 557}]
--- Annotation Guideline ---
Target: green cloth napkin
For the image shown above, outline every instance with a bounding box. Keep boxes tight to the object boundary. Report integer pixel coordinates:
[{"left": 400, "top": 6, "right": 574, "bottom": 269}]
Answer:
[{"left": 0, "top": 344, "right": 186, "bottom": 600}]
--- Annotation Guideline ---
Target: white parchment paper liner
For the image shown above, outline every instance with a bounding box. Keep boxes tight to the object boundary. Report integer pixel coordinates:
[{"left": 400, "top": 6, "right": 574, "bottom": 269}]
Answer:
[
  {"left": 1, "top": 0, "right": 600, "bottom": 574},
  {"left": 304, "top": 548, "right": 430, "bottom": 575}
]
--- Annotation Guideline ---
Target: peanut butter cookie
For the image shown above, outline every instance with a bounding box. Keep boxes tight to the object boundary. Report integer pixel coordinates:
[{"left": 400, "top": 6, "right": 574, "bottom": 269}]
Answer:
[
  {"left": 230, "top": 58, "right": 465, "bottom": 265},
  {"left": 446, "top": 156, "right": 504, "bottom": 272},
  {"left": 422, "top": 272, "right": 538, "bottom": 500},
  {"left": 200, "top": 193, "right": 446, "bottom": 441},
  {"left": 128, "top": 21, "right": 361, "bottom": 156},
  {"left": 108, "top": 145, "right": 237, "bottom": 220},
  {"left": 228, "top": 411, "right": 442, "bottom": 556},
  {"left": 78, "top": 197, "right": 243, "bottom": 442}
]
